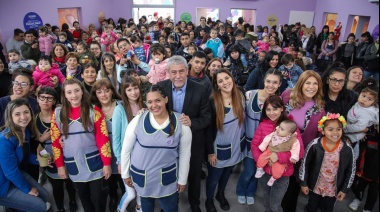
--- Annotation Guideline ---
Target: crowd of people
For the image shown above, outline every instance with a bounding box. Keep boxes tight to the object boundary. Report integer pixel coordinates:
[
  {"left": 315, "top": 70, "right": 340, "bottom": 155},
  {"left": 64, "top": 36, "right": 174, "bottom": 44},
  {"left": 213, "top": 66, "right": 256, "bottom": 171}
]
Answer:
[{"left": 0, "top": 13, "right": 378, "bottom": 212}]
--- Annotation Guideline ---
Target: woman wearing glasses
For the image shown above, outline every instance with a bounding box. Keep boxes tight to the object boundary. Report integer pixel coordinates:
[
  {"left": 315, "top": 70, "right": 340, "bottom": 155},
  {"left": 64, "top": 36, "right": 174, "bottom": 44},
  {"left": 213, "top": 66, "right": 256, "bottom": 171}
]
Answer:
[
  {"left": 36, "top": 87, "right": 78, "bottom": 212},
  {"left": 322, "top": 62, "right": 358, "bottom": 118},
  {"left": 0, "top": 70, "right": 38, "bottom": 127}
]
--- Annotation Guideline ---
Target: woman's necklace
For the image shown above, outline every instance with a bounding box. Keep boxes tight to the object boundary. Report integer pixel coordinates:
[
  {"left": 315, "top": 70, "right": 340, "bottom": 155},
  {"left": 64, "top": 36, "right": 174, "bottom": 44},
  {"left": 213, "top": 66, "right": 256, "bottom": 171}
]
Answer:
[{"left": 102, "top": 101, "right": 114, "bottom": 116}]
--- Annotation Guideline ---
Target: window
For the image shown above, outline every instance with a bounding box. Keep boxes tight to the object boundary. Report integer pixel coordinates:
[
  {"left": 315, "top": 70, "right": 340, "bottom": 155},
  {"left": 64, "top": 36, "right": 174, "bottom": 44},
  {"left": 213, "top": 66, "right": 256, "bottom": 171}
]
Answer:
[
  {"left": 132, "top": 0, "right": 175, "bottom": 23},
  {"left": 133, "top": 0, "right": 173, "bottom": 5},
  {"left": 324, "top": 13, "right": 338, "bottom": 32},
  {"left": 196, "top": 8, "right": 219, "bottom": 25},
  {"left": 230, "top": 9, "right": 256, "bottom": 26},
  {"left": 57, "top": 8, "right": 80, "bottom": 29}
]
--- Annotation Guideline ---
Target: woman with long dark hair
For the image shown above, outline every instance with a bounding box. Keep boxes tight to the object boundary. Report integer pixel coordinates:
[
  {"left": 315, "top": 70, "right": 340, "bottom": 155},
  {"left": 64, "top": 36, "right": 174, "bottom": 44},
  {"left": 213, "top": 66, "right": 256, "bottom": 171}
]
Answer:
[{"left": 120, "top": 84, "right": 192, "bottom": 211}]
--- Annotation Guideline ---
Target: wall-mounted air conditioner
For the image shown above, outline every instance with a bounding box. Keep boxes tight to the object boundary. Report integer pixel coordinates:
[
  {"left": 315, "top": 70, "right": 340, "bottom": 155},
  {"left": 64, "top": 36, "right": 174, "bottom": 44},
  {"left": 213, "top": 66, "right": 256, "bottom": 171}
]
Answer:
[{"left": 369, "top": 0, "right": 379, "bottom": 3}]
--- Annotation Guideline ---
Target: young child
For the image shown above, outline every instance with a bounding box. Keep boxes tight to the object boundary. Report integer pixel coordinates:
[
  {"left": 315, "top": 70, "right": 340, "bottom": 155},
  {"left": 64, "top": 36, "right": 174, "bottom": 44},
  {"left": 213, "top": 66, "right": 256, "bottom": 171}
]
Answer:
[
  {"left": 186, "top": 43, "right": 197, "bottom": 56},
  {"left": 279, "top": 54, "right": 303, "bottom": 89},
  {"left": 76, "top": 42, "right": 98, "bottom": 67},
  {"left": 100, "top": 24, "right": 118, "bottom": 52},
  {"left": 38, "top": 26, "right": 54, "bottom": 56},
  {"left": 167, "top": 35, "right": 178, "bottom": 50},
  {"left": 344, "top": 79, "right": 379, "bottom": 159},
  {"left": 81, "top": 62, "right": 98, "bottom": 93},
  {"left": 146, "top": 44, "right": 169, "bottom": 84},
  {"left": 257, "top": 35, "right": 270, "bottom": 52},
  {"left": 204, "top": 29, "right": 224, "bottom": 59},
  {"left": 255, "top": 120, "right": 300, "bottom": 186},
  {"left": 7, "top": 49, "right": 31, "bottom": 74},
  {"left": 128, "top": 35, "right": 151, "bottom": 64},
  {"left": 300, "top": 113, "right": 355, "bottom": 212},
  {"left": 56, "top": 32, "right": 74, "bottom": 52},
  {"left": 32, "top": 55, "right": 65, "bottom": 87},
  {"left": 151, "top": 24, "right": 161, "bottom": 41}
]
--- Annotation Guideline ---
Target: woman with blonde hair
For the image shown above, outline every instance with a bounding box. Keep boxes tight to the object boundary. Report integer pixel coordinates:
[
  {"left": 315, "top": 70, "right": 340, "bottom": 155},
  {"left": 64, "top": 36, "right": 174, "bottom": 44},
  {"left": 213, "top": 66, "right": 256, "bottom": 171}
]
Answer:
[{"left": 281, "top": 70, "right": 326, "bottom": 212}]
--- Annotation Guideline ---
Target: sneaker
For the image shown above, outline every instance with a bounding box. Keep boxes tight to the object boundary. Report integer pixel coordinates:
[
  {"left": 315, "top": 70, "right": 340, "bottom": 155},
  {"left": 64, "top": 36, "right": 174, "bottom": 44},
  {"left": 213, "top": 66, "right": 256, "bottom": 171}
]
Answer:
[
  {"left": 255, "top": 168, "right": 265, "bottom": 178},
  {"left": 237, "top": 196, "right": 246, "bottom": 204},
  {"left": 46, "top": 202, "right": 51, "bottom": 211},
  {"left": 349, "top": 199, "right": 361, "bottom": 211},
  {"left": 267, "top": 176, "right": 276, "bottom": 186},
  {"left": 246, "top": 197, "right": 255, "bottom": 205}
]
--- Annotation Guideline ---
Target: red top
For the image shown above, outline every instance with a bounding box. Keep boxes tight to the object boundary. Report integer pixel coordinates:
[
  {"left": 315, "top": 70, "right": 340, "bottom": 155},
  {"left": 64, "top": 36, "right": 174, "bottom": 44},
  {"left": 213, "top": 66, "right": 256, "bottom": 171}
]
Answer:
[
  {"left": 72, "top": 29, "right": 83, "bottom": 40},
  {"left": 51, "top": 105, "right": 111, "bottom": 168},
  {"left": 251, "top": 118, "right": 305, "bottom": 177}
]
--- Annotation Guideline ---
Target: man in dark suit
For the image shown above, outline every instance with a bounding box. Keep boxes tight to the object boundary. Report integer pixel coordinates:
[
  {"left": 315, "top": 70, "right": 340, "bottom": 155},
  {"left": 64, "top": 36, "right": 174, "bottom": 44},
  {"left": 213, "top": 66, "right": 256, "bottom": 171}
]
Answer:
[{"left": 158, "top": 55, "right": 211, "bottom": 212}]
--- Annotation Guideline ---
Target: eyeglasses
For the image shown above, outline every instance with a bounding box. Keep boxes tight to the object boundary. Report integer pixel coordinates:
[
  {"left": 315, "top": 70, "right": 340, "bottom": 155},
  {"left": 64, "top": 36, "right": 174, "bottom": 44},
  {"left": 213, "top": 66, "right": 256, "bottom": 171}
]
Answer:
[
  {"left": 328, "top": 77, "right": 346, "bottom": 85},
  {"left": 38, "top": 95, "right": 55, "bottom": 102},
  {"left": 12, "top": 81, "right": 29, "bottom": 88}
]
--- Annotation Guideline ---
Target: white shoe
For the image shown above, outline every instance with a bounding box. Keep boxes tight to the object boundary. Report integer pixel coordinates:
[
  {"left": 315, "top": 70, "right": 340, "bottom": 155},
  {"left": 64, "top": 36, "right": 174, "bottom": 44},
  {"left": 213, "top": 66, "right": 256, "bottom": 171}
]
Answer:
[
  {"left": 363, "top": 210, "right": 371, "bottom": 212},
  {"left": 237, "top": 195, "right": 246, "bottom": 204},
  {"left": 349, "top": 199, "right": 361, "bottom": 211},
  {"left": 46, "top": 202, "right": 51, "bottom": 211},
  {"left": 246, "top": 197, "right": 255, "bottom": 205},
  {"left": 255, "top": 168, "right": 265, "bottom": 178}
]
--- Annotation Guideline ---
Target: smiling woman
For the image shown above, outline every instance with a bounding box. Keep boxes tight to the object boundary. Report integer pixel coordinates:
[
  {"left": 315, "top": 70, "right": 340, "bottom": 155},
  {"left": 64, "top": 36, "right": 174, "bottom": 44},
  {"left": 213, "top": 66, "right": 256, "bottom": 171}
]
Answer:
[
  {"left": 0, "top": 98, "right": 50, "bottom": 211},
  {"left": 0, "top": 70, "right": 38, "bottom": 127},
  {"left": 280, "top": 70, "right": 326, "bottom": 211},
  {"left": 51, "top": 78, "right": 112, "bottom": 212},
  {"left": 205, "top": 68, "right": 246, "bottom": 211}
]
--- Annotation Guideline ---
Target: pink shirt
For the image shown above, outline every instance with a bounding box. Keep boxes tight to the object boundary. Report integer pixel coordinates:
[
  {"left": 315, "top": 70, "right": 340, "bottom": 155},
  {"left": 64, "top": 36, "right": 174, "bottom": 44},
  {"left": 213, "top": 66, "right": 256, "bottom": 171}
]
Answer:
[
  {"left": 289, "top": 100, "right": 315, "bottom": 130},
  {"left": 313, "top": 139, "right": 343, "bottom": 197}
]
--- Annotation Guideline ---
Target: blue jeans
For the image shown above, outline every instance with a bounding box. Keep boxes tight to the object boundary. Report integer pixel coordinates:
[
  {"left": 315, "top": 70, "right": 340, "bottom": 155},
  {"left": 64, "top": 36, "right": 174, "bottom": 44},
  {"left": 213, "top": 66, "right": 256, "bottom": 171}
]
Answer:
[
  {"left": 363, "top": 70, "right": 379, "bottom": 81},
  {"left": 206, "top": 164, "right": 234, "bottom": 198},
  {"left": 0, "top": 171, "right": 49, "bottom": 212},
  {"left": 236, "top": 157, "right": 258, "bottom": 197},
  {"left": 259, "top": 173, "right": 289, "bottom": 212},
  {"left": 140, "top": 192, "right": 178, "bottom": 212}
]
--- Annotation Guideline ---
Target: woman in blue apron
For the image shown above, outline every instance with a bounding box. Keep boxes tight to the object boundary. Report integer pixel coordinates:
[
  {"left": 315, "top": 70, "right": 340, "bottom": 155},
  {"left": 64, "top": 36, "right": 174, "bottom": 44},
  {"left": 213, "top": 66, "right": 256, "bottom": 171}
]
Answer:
[
  {"left": 205, "top": 68, "right": 246, "bottom": 211},
  {"left": 51, "top": 77, "right": 112, "bottom": 212},
  {"left": 36, "top": 86, "right": 77, "bottom": 212},
  {"left": 120, "top": 84, "right": 192, "bottom": 212},
  {"left": 236, "top": 68, "right": 283, "bottom": 205}
]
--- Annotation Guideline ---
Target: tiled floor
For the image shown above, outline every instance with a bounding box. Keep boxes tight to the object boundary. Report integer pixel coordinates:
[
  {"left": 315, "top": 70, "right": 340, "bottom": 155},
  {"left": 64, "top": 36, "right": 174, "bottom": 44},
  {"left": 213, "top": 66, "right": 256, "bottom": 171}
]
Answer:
[{"left": 1, "top": 163, "right": 378, "bottom": 211}]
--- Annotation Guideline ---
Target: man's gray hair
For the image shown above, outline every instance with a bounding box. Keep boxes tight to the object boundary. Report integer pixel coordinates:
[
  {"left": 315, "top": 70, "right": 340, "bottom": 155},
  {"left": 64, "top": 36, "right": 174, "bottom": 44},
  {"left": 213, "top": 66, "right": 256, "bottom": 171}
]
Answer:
[{"left": 167, "top": 55, "right": 188, "bottom": 70}]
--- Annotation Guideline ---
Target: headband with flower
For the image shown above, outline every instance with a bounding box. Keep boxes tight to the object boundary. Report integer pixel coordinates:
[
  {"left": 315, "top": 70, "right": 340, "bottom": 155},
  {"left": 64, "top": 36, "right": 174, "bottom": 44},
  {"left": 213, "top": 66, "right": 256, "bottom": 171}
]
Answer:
[{"left": 317, "top": 113, "right": 347, "bottom": 132}]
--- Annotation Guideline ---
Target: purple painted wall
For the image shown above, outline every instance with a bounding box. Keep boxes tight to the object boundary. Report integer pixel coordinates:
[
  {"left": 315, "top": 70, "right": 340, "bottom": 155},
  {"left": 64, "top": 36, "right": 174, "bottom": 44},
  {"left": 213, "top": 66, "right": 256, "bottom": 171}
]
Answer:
[
  {"left": 313, "top": 0, "right": 379, "bottom": 41},
  {"left": 0, "top": 0, "right": 118, "bottom": 44},
  {"left": 0, "top": 0, "right": 378, "bottom": 47},
  {"left": 175, "top": 0, "right": 316, "bottom": 26}
]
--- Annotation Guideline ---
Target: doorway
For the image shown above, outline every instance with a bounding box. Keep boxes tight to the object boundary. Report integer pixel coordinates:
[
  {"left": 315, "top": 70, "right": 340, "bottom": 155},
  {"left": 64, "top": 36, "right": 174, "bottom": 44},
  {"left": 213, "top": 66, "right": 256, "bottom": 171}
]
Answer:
[{"left": 345, "top": 15, "right": 371, "bottom": 41}]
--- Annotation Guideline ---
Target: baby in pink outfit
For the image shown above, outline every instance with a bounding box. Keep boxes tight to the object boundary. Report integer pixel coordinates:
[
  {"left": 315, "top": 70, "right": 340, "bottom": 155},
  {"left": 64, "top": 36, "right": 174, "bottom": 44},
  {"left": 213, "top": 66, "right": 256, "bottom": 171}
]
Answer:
[
  {"left": 147, "top": 44, "right": 169, "bottom": 84},
  {"left": 33, "top": 56, "right": 66, "bottom": 88},
  {"left": 257, "top": 35, "right": 270, "bottom": 52},
  {"left": 255, "top": 120, "right": 300, "bottom": 186}
]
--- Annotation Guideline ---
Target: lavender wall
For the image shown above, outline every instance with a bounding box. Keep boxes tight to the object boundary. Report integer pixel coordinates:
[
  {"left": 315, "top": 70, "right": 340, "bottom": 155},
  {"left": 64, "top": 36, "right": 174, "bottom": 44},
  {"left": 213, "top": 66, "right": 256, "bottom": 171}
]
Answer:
[
  {"left": 175, "top": 0, "right": 316, "bottom": 27},
  {"left": 0, "top": 0, "right": 118, "bottom": 44},
  {"left": 0, "top": 0, "right": 378, "bottom": 46},
  {"left": 313, "top": 0, "right": 379, "bottom": 41}
]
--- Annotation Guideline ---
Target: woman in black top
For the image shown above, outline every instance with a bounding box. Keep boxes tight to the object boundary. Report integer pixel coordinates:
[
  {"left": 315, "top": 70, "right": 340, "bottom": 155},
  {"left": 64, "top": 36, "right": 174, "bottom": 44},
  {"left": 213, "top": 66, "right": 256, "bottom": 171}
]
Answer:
[
  {"left": 322, "top": 62, "right": 358, "bottom": 118},
  {"left": 338, "top": 33, "right": 357, "bottom": 69}
]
